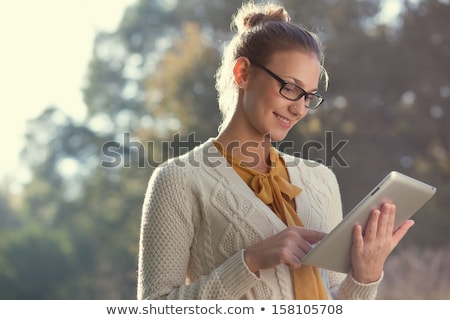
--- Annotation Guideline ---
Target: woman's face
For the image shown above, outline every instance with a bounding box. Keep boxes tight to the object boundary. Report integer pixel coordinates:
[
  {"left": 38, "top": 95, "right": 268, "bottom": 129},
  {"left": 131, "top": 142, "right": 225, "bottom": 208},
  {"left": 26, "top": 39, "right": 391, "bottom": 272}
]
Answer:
[{"left": 239, "top": 50, "right": 321, "bottom": 142}]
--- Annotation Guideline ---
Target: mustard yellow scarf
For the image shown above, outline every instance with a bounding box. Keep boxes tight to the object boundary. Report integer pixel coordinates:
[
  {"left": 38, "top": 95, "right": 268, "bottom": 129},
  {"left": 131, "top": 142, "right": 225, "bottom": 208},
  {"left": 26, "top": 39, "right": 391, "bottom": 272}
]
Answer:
[{"left": 215, "top": 142, "right": 328, "bottom": 299}]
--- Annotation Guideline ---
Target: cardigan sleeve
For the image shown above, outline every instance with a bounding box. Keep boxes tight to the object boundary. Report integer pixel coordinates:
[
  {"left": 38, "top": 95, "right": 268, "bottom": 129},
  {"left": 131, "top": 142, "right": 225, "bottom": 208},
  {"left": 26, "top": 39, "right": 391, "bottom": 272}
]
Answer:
[{"left": 137, "top": 162, "right": 260, "bottom": 300}]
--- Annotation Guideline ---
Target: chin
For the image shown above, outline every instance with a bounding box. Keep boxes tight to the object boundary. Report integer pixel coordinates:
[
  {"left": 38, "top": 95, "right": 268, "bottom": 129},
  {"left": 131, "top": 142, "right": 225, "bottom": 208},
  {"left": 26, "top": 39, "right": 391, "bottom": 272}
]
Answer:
[{"left": 269, "top": 131, "right": 289, "bottom": 142}]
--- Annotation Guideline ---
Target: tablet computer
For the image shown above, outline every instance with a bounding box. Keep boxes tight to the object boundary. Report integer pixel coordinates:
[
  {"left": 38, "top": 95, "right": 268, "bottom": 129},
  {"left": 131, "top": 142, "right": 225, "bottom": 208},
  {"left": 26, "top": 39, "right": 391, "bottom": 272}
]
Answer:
[{"left": 301, "top": 171, "right": 437, "bottom": 274}]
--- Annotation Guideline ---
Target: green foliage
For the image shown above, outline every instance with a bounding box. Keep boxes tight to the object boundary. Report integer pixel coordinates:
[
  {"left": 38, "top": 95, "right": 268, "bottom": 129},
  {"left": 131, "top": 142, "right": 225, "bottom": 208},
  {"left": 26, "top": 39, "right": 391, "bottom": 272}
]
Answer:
[
  {"left": 144, "top": 22, "right": 221, "bottom": 141},
  {"left": 0, "top": 190, "right": 19, "bottom": 229},
  {"left": 2, "top": 0, "right": 449, "bottom": 299},
  {"left": 0, "top": 226, "right": 75, "bottom": 299}
]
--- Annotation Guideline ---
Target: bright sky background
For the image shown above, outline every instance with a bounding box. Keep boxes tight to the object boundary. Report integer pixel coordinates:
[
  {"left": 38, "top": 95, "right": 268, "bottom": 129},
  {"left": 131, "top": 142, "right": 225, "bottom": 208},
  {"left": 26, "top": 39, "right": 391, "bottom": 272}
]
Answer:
[
  {"left": 0, "top": 0, "right": 402, "bottom": 193},
  {"left": 0, "top": 0, "right": 137, "bottom": 192}
]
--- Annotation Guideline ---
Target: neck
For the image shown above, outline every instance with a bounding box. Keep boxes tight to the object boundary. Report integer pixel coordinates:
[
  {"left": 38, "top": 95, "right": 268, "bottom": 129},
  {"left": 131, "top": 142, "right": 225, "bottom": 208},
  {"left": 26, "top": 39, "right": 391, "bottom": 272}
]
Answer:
[{"left": 215, "top": 124, "right": 273, "bottom": 173}]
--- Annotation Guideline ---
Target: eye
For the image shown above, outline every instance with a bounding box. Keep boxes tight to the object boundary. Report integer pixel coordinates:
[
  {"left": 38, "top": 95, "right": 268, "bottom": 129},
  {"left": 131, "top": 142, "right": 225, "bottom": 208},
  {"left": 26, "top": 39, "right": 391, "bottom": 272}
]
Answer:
[{"left": 282, "top": 83, "right": 298, "bottom": 93}]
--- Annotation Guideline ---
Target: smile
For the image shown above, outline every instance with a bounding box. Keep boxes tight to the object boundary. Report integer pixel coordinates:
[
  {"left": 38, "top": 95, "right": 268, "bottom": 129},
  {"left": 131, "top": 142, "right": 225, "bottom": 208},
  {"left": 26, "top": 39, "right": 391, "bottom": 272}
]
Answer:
[{"left": 274, "top": 112, "right": 292, "bottom": 126}]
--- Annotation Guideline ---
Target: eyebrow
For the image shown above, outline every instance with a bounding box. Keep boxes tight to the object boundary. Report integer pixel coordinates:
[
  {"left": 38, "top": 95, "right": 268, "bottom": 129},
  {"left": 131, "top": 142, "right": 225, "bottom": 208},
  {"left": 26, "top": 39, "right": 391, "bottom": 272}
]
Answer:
[{"left": 252, "top": 60, "right": 319, "bottom": 93}]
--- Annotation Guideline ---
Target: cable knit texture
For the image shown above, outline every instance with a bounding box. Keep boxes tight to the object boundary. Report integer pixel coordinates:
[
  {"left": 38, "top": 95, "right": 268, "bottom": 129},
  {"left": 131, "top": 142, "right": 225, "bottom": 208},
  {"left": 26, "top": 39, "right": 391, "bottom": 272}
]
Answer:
[{"left": 137, "top": 138, "right": 382, "bottom": 299}]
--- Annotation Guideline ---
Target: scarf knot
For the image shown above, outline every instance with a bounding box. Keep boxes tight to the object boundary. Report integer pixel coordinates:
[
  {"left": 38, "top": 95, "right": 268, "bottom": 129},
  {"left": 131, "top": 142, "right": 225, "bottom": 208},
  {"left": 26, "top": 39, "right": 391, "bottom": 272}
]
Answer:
[{"left": 250, "top": 173, "right": 301, "bottom": 207}]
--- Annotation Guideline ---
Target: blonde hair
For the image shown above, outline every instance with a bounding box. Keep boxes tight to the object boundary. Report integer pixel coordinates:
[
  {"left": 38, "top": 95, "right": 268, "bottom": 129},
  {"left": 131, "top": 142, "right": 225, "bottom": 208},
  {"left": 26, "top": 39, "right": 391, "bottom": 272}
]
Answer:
[{"left": 215, "top": 1, "right": 327, "bottom": 132}]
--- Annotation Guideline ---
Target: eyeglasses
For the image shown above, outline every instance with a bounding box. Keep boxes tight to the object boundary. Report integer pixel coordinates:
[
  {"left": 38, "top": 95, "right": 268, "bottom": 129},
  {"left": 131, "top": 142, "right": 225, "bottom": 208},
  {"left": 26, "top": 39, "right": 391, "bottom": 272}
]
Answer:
[{"left": 250, "top": 60, "right": 324, "bottom": 109}]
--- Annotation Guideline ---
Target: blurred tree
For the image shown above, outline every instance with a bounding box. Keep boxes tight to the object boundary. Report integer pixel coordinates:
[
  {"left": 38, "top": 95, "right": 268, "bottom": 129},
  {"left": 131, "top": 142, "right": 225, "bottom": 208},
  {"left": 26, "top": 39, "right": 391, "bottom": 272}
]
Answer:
[
  {"left": 0, "top": 226, "right": 76, "bottom": 299},
  {"left": 382, "top": 0, "right": 450, "bottom": 247},
  {"left": 142, "top": 22, "right": 221, "bottom": 145},
  {"left": 0, "top": 190, "right": 19, "bottom": 230}
]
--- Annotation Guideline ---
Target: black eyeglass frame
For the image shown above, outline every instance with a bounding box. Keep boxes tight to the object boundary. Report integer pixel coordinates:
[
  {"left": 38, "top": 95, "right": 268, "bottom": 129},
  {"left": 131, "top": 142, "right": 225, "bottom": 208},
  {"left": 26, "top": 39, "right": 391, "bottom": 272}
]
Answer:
[{"left": 249, "top": 60, "right": 324, "bottom": 109}]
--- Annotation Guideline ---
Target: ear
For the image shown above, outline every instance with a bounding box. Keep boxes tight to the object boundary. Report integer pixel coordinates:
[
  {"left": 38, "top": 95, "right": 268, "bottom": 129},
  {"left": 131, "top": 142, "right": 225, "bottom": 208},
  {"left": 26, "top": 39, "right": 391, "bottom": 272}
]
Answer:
[{"left": 233, "top": 57, "right": 251, "bottom": 89}]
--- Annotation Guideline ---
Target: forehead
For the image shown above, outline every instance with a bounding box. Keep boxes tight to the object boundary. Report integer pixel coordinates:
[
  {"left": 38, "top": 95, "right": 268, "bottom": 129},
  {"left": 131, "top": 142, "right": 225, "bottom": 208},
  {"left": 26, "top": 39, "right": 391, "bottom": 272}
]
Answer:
[{"left": 266, "top": 50, "right": 321, "bottom": 90}]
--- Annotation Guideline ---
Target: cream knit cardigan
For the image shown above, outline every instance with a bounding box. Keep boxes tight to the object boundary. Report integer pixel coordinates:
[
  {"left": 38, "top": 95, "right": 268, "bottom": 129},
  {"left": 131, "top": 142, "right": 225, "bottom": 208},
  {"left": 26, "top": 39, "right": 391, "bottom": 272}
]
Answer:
[{"left": 137, "top": 138, "right": 382, "bottom": 299}]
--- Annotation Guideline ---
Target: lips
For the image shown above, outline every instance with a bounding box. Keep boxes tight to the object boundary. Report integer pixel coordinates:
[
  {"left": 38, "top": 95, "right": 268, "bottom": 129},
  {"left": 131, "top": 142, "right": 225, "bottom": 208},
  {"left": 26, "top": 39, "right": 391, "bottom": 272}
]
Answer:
[{"left": 274, "top": 112, "right": 292, "bottom": 127}]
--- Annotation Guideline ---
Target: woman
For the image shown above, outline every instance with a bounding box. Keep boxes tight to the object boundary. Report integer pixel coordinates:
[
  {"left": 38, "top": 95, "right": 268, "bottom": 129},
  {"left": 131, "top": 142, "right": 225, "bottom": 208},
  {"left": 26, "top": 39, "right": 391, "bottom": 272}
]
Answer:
[{"left": 137, "top": 1, "right": 414, "bottom": 299}]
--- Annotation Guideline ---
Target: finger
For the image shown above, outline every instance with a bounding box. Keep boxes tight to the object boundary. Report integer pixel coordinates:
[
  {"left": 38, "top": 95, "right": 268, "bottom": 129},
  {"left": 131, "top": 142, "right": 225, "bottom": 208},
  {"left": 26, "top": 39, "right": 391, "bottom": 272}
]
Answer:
[
  {"left": 280, "top": 245, "right": 303, "bottom": 269},
  {"left": 364, "top": 209, "right": 380, "bottom": 240},
  {"left": 296, "top": 227, "right": 326, "bottom": 244},
  {"left": 376, "top": 203, "right": 391, "bottom": 239},
  {"left": 352, "top": 224, "right": 364, "bottom": 250},
  {"left": 291, "top": 240, "right": 313, "bottom": 268},
  {"left": 289, "top": 253, "right": 303, "bottom": 269},
  {"left": 279, "top": 228, "right": 311, "bottom": 259},
  {"left": 296, "top": 238, "right": 313, "bottom": 256},
  {"left": 391, "top": 219, "right": 415, "bottom": 247},
  {"left": 386, "top": 203, "right": 396, "bottom": 235}
]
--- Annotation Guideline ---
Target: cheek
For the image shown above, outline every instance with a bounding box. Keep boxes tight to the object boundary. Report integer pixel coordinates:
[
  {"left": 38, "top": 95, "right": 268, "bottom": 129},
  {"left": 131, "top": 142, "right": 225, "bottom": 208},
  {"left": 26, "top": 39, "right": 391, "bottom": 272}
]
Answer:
[
  {"left": 243, "top": 86, "right": 273, "bottom": 113},
  {"left": 298, "top": 107, "right": 309, "bottom": 119},
  {"left": 245, "top": 95, "right": 278, "bottom": 121},
  {"left": 242, "top": 78, "right": 285, "bottom": 120}
]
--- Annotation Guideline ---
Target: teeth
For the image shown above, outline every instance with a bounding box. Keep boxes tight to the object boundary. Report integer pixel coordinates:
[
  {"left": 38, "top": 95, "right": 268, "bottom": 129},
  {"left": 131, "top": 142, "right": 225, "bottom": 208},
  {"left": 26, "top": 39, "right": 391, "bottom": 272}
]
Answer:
[{"left": 275, "top": 113, "right": 290, "bottom": 124}]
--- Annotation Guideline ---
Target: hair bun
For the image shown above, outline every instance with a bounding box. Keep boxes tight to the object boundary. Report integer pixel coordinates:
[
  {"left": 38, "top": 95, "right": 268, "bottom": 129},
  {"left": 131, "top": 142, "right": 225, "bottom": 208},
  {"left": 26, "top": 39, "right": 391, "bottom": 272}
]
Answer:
[{"left": 232, "top": 2, "right": 291, "bottom": 33}]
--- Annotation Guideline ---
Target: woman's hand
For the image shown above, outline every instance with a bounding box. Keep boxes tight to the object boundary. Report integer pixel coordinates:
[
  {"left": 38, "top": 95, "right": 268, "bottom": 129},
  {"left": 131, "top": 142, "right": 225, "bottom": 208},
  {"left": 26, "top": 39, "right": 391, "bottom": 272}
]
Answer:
[
  {"left": 243, "top": 226, "right": 326, "bottom": 275},
  {"left": 351, "top": 202, "right": 415, "bottom": 283}
]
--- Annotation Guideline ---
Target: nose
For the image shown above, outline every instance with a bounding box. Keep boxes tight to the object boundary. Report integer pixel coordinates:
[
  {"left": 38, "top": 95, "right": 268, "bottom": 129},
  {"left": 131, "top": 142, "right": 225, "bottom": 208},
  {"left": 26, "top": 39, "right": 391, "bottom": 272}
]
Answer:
[
  {"left": 288, "top": 97, "right": 306, "bottom": 115},
  {"left": 288, "top": 104, "right": 299, "bottom": 116}
]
